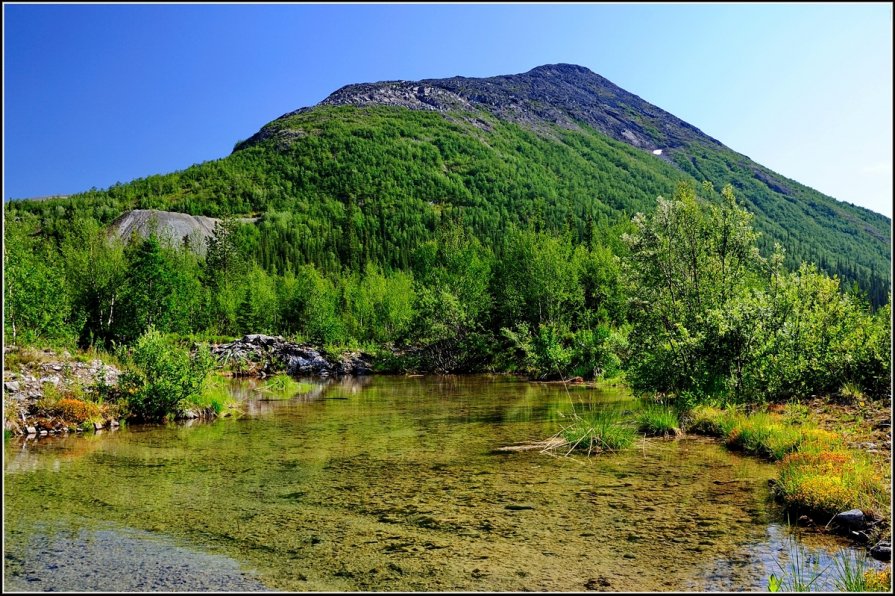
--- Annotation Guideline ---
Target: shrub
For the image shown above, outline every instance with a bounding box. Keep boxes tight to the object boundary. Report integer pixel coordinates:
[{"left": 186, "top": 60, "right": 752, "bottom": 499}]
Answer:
[
  {"left": 55, "top": 398, "right": 101, "bottom": 423},
  {"left": 120, "top": 326, "right": 214, "bottom": 420}
]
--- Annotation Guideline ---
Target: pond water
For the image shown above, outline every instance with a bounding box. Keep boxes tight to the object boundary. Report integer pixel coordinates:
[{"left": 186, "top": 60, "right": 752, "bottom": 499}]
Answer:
[{"left": 4, "top": 375, "right": 863, "bottom": 591}]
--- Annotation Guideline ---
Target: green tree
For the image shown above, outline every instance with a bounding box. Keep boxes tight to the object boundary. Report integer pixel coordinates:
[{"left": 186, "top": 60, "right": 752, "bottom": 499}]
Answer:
[
  {"left": 3, "top": 214, "right": 73, "bottom": 345},
  {"left": 204, "top": 217, "right": 249, "bottom": 287},
  {"left": 58, "top": 218, "right": 127, "bottom": 346},
  {"left": 116, "top": 233, "right": 202, "bottom": 342},
  {"left": 622, "top": 182, "right": 764, "bottom": 400}
]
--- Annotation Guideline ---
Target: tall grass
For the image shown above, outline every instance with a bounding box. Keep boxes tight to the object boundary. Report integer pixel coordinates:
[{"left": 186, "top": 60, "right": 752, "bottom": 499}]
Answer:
[
  {"left": 559, "top": 407, "right": 636, "bottom": 454},
  {"left": 769, "top": 536, "right": 891, "bottom": 593},
  {"left": 768, "top": 535, "right": 830, "bottom": 592},
  {"left": 833, "top": 549, "right": 871, "bottom": 592},
  {"left": 636, "top": 402, "right": 680, "bottom": 436}
]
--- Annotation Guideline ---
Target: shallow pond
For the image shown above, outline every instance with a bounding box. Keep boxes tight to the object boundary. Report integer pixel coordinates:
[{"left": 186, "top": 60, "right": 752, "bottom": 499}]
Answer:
[{"left": 3, "top": 375, "right": 866, "bottom": 591}]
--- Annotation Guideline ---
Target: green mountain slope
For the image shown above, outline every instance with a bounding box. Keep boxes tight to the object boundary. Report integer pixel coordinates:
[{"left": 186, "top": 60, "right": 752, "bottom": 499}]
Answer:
[{"left": 8, "top": 64, "right": 890, "bottom": 304}]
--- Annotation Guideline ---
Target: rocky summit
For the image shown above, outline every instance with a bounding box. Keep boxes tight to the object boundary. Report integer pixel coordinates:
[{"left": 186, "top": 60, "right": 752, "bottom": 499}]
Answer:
[{"left": 248, "top": 63, "right": 720, "bottom": 154}]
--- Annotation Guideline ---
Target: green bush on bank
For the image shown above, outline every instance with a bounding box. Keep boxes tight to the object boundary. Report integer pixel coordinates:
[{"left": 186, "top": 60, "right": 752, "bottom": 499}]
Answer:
[
  {"left": 118, "top": 326, "right": 214, "bottom": 421},
  {"left": 623, "top": 182, "right": 890, "bottom": 405}
]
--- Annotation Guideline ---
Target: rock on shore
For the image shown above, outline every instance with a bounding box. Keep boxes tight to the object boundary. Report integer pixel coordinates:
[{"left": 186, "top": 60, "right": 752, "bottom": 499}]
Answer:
[
  {"left": 210, "top": 334, "right": 372, "bottom": 377},
  {"left": 3, "top": 347, "right": 123, "bottom": 437}
]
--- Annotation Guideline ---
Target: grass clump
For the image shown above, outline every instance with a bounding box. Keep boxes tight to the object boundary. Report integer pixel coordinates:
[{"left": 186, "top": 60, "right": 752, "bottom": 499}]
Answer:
[
  {"left": 560, "top": 408, "right": 636, "bottom": 453},
  {"left": 262, "top": 374, "right": 300, "bottom": 393},
  {"left": 690, "top": 407, "right": 835, "bottom": 461},
  {"left": 686, "top": 405, "right": 741, "bottom": 437},
  {"left": 838, "top": 382, "right": 866, "bottom": 404},
  {"left": 636, "top": 402, "right": 681, "bottom": 436},
  {"left": 725, "top": 412, "right": 803, "bottom": 460},
  {"left": 194, "top": 374, "right": 240, "bottom": 416},
  {"left": 776, "top": 449, "right": 887, "bottom": 520},
  {"left": 686, "top": 404, "right": 888, "bottom": 521}
]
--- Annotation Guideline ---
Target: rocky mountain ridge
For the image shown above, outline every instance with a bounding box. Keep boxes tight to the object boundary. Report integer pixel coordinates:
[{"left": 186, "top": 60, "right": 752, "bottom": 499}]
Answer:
[{"left": 246, "top": 63, "right": 722, "bottom": 155}]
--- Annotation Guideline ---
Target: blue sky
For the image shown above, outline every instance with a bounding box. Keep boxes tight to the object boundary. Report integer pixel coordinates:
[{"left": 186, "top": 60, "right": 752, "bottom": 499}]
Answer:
[{"left": 3, "top": 3, "right": 892, "bottom": 216}]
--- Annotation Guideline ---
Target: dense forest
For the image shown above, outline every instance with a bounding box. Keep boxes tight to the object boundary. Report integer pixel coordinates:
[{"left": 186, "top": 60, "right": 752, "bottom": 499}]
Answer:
[{"left": 5, "top": 174, "right": 890, "bottom": 406}]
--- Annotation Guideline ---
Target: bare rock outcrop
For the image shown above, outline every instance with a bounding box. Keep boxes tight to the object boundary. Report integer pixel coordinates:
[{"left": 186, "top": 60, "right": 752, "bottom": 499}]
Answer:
[
  {"left": 107, "top": 209, "right": 257, "bottom": 254},
  {"left": 211, "top": 334, "right": 372, "bottom": 378}
]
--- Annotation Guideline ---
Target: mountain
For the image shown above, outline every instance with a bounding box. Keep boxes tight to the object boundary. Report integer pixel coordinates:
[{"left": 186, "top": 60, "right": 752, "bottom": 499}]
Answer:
[{"left": 7, "top": 64, "right": 890, "bottom": 304}]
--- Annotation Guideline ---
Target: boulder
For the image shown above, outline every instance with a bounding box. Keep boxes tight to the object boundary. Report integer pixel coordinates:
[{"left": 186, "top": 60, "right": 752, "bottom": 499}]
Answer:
[
  {"left": 832, "top": 509, "right": 866, "bottom": 530},
  {"left": 870, "top": 540, "right": 891, "bottom": 561}
]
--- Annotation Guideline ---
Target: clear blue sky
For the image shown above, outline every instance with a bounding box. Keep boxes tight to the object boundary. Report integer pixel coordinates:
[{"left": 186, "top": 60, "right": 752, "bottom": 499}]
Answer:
[{"left": 3, "top": 2, "right": 892, "bottom": 217}]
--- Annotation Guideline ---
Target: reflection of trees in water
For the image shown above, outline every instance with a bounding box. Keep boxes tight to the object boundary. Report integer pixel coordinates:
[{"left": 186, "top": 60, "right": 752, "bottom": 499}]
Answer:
[
  {"left": 321, "top": 375, "right": 374, "bottom": 395},
  {"left": 4, "top": 430, "right": 118, "bottom": 474},
  {"left": 225, "top": 375, "right": 380, "bottom": 416}
]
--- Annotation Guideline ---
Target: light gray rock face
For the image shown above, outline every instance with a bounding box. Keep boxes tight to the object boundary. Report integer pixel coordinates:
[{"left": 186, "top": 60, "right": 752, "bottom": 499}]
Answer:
[
  {"left": 107, "top": 209, "right": 258, "bottom": 255},
  {"left": 107, "top": 209, "right": 223, "bottom": 254}
]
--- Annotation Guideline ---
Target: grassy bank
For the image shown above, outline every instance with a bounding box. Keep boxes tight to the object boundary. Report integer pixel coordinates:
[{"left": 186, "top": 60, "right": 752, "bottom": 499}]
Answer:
[
  {"left": 549, "top": 393, "right": 890, "bottom": 544},
  {"left": 686, "top": 404, "right": 890, "bottom": 528}
]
